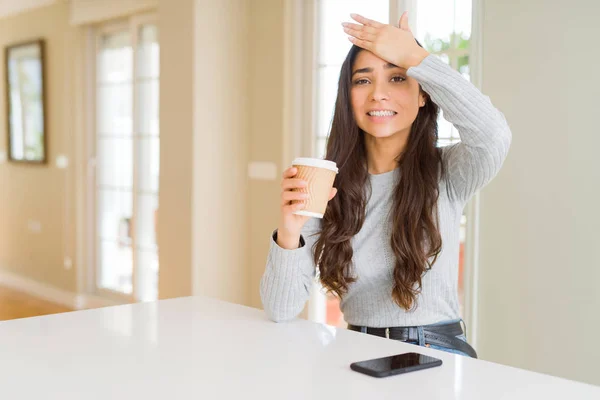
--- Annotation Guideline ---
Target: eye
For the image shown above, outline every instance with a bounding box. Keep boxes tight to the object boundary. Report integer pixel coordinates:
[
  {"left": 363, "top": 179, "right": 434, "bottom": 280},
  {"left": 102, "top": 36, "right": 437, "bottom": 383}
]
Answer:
[
  {"left": 353, "top": 78, "right": 370, "bottom": 85},
  {"left": 391, "top": 76, "right": 406, "bottom": 83}
]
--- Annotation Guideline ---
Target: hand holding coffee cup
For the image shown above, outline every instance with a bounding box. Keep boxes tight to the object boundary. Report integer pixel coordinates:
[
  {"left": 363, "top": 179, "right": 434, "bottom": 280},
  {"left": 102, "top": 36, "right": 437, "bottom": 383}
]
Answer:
[
  {"left": 277, "top": 158, "right": 338, "bottom": 250},
  {"left": 290, "top": 158, "right": 338, "bottom": 218}
]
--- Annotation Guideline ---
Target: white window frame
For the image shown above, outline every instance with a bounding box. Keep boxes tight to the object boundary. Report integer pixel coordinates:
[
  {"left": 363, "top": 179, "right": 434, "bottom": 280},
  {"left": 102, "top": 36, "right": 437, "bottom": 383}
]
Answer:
[
  {"left": 282, "top": 0, "right": 483, "bottom": 346},
  {"left": 462, "top": 0, "right": 483, "bottom": 349},
  {"left": 85, "top": 12, "right": 159, "bottom": 304}
]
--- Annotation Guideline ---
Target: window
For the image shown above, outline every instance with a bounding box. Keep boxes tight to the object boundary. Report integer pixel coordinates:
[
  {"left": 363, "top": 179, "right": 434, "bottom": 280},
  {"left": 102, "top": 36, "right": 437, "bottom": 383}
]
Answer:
[
  {"left": 94, "top": 16, "right": 159, "bottom": 302},
  {"left": 415, "top": 0, "right": 472, "bottom": 148},
  {"left": 312, "top": 0, "right": 473, "bottom": 324}
]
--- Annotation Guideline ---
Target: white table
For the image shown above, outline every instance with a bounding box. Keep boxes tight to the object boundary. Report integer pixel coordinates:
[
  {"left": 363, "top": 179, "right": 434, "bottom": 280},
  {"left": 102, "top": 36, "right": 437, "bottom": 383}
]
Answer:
[{"left": 0, "top": 296, "right": 598, "bottom": 399}]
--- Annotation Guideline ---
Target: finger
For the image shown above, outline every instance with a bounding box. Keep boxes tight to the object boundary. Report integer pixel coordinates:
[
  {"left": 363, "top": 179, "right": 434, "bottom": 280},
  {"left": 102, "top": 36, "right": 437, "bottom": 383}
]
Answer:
[
  {"left": 347, "top": 36, "right": 371, "bottom": 50},
  {"left": 341, "top": 22, "right": 378, "bottom": 35},
  {"left": 282, "top": 178, "right": 308, "bottom": 190},
  {"left": 350, "top": 13, "right": 384, "bottom": 28},
  {"left": 343, "top": 26, "right": 376, "bottom": 42},
  {"left": 282, "top": 167, "right": 298, "bottom": 179},
  {"left": 282, "top": 191, "right": 310, "bottom": 203},
  {"left": 399, "top": 11, "right": 412, "bottom": 33},
  {"left": 282, "top": 202, "right": 305, "bottom": 214},
  {"left": 328, "top": 187, "right": 338, "bottom": 201}
]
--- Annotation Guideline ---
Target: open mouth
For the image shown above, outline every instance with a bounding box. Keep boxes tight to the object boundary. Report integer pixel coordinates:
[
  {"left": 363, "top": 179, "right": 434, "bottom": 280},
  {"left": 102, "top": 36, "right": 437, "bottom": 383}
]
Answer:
[
  {"left": 367, "top": 110, "right": 397, "bottom": 121},
  {"left": 367, "top": 110, "right": 397, "bottom": 117}
]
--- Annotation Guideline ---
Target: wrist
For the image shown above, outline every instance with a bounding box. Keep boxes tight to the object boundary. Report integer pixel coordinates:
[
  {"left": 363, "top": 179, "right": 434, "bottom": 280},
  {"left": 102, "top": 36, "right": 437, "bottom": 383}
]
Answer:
[
  {"left": 404, "top": 46, "right": 429, "bottom": 69},
  {"left": 276, "top": 229, "right": 302, "bottom": 250}
]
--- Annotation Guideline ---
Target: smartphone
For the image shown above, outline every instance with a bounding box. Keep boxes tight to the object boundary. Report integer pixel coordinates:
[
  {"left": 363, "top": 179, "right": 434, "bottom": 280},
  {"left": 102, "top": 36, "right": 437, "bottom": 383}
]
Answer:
[{"left": 350, "top": 352, "right": 442, "bottom": 378}]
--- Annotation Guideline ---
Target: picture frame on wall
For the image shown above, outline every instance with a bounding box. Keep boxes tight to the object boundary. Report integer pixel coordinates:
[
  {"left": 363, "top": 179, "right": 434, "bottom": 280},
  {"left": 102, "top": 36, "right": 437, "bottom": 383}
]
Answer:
[{"left": 5, "top": 39, "right": 47, "bottom": 164}]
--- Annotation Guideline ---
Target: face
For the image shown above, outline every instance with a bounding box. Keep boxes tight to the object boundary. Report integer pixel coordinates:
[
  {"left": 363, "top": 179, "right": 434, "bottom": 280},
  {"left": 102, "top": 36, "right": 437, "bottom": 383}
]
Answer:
[{"left": 350, "top": 50, "right": 425, "bottom": 139}]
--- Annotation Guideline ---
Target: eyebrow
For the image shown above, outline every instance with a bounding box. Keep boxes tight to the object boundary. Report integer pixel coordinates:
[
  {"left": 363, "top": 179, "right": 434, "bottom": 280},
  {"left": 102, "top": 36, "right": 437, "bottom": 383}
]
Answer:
[{"left": 352, "top": 63, "right": 404, "bottom": 77}]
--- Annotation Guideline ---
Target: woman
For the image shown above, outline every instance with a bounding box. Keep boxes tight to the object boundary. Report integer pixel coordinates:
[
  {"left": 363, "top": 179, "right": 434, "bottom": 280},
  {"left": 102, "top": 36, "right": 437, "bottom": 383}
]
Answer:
[{"left": 260, "top": 12, "right": 511, "bottom": 358}]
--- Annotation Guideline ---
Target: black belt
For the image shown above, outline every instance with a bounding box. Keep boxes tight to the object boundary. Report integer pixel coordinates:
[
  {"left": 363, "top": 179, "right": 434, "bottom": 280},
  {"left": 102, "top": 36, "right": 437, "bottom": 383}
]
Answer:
[{"left": 348, "top": 322, "right": 478, "bottom": 358}]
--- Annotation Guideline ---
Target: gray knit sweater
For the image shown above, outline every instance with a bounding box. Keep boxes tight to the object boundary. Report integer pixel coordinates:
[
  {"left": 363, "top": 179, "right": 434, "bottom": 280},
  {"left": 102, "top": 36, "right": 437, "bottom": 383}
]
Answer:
[{"left": 260, "top": 54, "right": 512, "bottom": 327}]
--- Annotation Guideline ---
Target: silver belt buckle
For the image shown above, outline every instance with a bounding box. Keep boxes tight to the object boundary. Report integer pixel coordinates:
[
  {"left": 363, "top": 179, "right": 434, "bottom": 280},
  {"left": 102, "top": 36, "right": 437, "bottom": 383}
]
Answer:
[{"left": 385, "top": 327, "right": 390, "bottom": 339}]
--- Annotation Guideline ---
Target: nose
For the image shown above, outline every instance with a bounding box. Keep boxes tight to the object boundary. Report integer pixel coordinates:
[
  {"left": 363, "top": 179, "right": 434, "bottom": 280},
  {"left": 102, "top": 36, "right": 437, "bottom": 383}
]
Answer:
[{"left": 369, "top": 81, "right": 389, "bottom": 102}]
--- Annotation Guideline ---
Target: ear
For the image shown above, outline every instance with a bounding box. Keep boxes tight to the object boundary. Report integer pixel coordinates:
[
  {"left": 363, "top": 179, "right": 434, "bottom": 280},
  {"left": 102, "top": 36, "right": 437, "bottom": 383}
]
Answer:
[{"left": 418, "top": 92, "right": 427, "bottom": 107}]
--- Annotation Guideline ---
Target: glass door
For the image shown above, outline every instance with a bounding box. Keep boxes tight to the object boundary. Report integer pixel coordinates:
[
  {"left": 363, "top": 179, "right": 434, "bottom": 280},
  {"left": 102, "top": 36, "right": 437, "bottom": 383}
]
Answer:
[{"left": 94, "top": 16, "right": 159, "bottom": 302}]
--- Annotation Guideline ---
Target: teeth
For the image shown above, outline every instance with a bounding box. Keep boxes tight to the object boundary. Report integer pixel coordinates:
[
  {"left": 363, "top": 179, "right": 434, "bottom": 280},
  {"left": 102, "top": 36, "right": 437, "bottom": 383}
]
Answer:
[{"left": 368, "top": 110, "right": 396, "bottom": 117}]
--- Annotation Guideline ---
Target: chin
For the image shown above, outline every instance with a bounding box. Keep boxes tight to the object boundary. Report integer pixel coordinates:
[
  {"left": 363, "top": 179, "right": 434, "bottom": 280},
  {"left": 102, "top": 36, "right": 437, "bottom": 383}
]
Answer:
[{"left": 363, "top": 126, "right": 402, "bottom": 139}]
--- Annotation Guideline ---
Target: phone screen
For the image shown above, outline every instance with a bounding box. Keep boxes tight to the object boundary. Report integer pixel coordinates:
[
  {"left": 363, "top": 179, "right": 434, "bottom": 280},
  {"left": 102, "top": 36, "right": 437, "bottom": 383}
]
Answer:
[{"left": 350, "top": 352, "right": 442, "bottom": 377}]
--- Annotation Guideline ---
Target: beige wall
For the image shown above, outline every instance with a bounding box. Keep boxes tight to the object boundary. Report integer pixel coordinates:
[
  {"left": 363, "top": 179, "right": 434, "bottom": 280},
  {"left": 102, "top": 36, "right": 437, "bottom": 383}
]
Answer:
[
  {"left": 477, "top": 0, "right": 600, "bottom": 386},
  {"left": 191, "top": 0, "right": 250, "bottom": 305},
  {"left": 0, "top": 1, "right": 79, "bottom": 292},
  {"left": 158, "top": 0, "right": 253, "bottom": 305},
  {"left": 156, "top": 0, "right": 194, "bottom": 299},
  {"left": 247, "top": 0, "right": 286, "bottom": 308}
]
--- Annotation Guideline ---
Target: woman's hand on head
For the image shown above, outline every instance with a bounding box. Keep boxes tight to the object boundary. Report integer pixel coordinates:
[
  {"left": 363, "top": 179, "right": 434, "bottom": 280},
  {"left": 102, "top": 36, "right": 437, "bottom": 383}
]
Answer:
[{"left": 342, "top": 11, "right": 429, "bottom": 70}]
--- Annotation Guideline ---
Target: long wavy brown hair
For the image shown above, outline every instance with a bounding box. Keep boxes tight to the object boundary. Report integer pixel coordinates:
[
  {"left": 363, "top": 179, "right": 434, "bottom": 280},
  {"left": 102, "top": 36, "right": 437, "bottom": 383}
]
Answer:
[{"left": 314, "top": 44, "right": 444, "bottom": 311}]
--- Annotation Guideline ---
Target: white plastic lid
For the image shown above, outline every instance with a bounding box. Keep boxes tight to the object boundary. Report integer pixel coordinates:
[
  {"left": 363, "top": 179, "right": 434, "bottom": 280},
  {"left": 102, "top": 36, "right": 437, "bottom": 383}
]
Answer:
[
  {"left": 292, "top": 157, "right": 338, "bottom": 173},
  {"left": 292, "top": 210, "right": 324, "bottom": 218}
]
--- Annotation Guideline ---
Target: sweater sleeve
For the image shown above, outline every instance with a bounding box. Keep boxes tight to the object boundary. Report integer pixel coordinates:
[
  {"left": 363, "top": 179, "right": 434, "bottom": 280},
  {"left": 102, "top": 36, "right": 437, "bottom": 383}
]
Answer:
[
  {"left": 407, "top": 54, "right": 512, "bottom": 203},
  {"left": 260, "top": 217, "right": 321, "bottom": 322}
]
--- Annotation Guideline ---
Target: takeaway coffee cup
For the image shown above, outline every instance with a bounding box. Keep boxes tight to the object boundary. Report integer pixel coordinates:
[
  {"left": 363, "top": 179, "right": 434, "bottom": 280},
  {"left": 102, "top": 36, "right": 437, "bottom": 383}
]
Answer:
[{"left": 291, "top": 157, "right": 339, "bottom": 218}]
